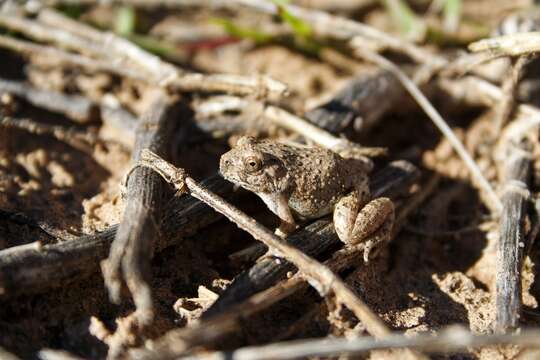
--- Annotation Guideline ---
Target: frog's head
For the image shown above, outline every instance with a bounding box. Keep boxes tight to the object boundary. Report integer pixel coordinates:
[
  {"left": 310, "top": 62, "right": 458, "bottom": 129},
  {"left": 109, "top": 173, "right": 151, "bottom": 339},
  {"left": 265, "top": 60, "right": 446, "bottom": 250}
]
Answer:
[{"left": 220, "top": 136, "right": 289, "bottom": 194}]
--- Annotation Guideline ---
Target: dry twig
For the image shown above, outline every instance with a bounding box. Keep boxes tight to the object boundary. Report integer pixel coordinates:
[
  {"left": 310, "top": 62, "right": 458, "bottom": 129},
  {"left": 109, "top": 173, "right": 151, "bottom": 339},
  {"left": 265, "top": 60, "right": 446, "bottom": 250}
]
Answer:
[
  {"left": 469, "top": 32, "right": 540, "bottom": 58},
  {"left": 0, "top": 175, "right": 232, "bottom": 298},
  {"left": 0, "top": 10, "right": 287, "bottom": 99},
  {"left": 438, "top": 76, "right": 540, "bottom": 121},
  {"left": 204, "top": 160, "right": 419, "bottom": 318},
  {"left": 0, "top": 116, "right": 96, "bottom": 153},
  {"left": 493, "top": 56, "right": 533, "bottom": 135},
  {"left": 0, "top": 77, "right": 137, "bottom": 131},
  {"left": 495, "top": 138, "right": 532, "bottom": 332},
  {"left": 0, "top": 78, "right": 98, "bottom": 123},
  {"left": 178, "top": 326, "right": 540, "bottom": 360},
  {"left": 352, "top": 48, "right": 502, "bottom": 214},
  {"left": 264, "top": 105, "right": 386, "bottom": 158},
  {"left": 101, "top": 96, "right": 183, "bottom": 326},
  {"left": 136, "top": 151, "right": 424, "bottom": 358},
  {"left": 493, "top": 114, "right": 539, "bottom": 332}
]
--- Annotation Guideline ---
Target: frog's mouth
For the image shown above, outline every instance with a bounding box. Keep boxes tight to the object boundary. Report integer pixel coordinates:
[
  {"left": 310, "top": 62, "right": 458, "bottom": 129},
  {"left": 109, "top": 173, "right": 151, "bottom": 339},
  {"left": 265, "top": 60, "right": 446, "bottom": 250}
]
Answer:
[{"left": 219, "top": 170, "right": 247, "bottom": 192}]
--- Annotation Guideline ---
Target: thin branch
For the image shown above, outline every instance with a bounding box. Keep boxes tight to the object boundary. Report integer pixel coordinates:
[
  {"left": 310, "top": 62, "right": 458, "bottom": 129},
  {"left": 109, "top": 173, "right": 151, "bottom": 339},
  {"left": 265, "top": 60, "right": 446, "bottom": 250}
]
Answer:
[
  {"left": 353, "top": 48, "right": 503, "bottom": 214},
  {"left": 179, "top": 326, "right": 540, "bottom": 360},
  {"left": 204, "top": 160, "right": 419, "bottom": 318},
  {"left": 138, "top": 150, "right": 400, "bottom": 341},
  {"left": 33, "top": 0, "right": 444, "bottom": 66},
  {"left": 264, "top": 106, "right": 387, "bottom": 159},
  {"left": 437, "top": 76, "right": 540, "bottom": 121},
  {"left": 0, "top": 11, "right": 287, "bottom": 99},
  {"left": 37, "top": 8, "right": 177, "bottom": 81},
  {"left": 469, "top": 31, "right": 540, "bottom": 58},
  {"left": 0, "top": 116, "right": 96, "bottom": 153},
  {"left": 38, "top": 8, "right": 288, "bottom": 98},
  {"left": 0, "top": 78, "right": 98, "bottom": 123},
  {"left": 0, "top": 34, "right": 146, "bottom": 80},
  {"left": 494, "top": 56, "right": 534, "bottom": 136}
]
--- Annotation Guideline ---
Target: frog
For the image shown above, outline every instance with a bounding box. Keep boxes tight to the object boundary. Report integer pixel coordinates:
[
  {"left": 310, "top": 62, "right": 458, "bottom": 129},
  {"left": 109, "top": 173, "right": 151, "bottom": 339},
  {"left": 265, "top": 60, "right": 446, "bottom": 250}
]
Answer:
[{"left": 219, "top": 136, "right": 394, "bottom": 262}]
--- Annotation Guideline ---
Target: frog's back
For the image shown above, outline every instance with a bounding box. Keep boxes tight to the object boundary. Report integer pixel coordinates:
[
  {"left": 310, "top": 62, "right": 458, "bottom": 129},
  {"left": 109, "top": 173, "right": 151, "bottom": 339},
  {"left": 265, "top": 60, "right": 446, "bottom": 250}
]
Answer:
[{"left": 278, "top": 144, "right": 366, "bottom": 219}]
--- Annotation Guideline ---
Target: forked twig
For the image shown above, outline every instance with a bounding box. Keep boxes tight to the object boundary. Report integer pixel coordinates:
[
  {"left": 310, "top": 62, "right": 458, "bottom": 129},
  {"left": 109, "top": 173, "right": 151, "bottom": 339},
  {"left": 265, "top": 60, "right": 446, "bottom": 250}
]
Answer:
[
  {"left": 204, "top": 160, "right": 419, "bottom": 318},
  {"left": 136, "top": 150, "right": 425, "bottom": 360},
  {"left": 101, "top": 97, "right": 183, "bottom": 326}
]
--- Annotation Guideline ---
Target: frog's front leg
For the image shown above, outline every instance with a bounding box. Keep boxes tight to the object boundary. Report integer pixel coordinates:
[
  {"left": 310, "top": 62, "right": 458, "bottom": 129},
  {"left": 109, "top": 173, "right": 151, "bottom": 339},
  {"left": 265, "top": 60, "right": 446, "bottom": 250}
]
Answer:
[
  {"left": 258, "top": 192, "right": 296, "bottom": 237},
  {"left": 333, "top": 191, "right": 394, "bottom": 262}
]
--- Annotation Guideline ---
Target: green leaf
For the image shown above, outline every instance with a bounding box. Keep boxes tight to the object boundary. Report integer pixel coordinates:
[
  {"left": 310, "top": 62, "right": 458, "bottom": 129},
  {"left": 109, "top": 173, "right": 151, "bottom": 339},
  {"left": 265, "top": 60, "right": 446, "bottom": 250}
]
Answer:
[
  {"left": 380, "top": 0, "right": 426, "bottom": 41},
  {"left": 443, "top": 0, "right": 462, "bottom": 33},
  {"left": 115, "top": 6, "right": 136, "bottom": 37},
  {"left": 211, "top": 18, "right": 273, "bottom": 43},
  {"left": 272, "top": 0, "right": 313, "bottom": 38},
  {"left": 127, "top": 34, "right": 176, "bottom": 57}
]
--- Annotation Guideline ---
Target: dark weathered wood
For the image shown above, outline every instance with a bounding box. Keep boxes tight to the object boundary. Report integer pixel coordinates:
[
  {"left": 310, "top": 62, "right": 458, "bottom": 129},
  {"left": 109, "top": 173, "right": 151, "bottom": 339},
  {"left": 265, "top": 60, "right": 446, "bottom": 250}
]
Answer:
[
  {"left": 203, "top": 160, "right": 419, "bottom": 318},
  {"left": 304, "top": 70, "right": 404, "bottom": 133},
  {"left": 496, "top": 139, "right": 533, "bottom": 332},
  {"left": 101, "top": 97, "right": 186, "bottom": 324},
  {"left": 0, "top": 175, "right": 232, "bottom": 298}
]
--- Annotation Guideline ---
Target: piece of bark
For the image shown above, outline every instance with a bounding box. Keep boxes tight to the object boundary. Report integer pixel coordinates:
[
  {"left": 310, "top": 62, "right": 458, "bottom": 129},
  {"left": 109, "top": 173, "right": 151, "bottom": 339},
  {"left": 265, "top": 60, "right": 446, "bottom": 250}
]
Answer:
[
  {"left": 203, "top": 160, "right": 419, "bottom": 318},
  {"left": 100, "top": 96, "right": 185, "bottom": 325},
  {"left": 304, "top": 70, "right": 404, "bottom": 133},
  {"left": 496, "top": 138, "right": 533, "bottom": 332},
  {"left": 0, "top": 174, "right": 232, "bottom": 298}
]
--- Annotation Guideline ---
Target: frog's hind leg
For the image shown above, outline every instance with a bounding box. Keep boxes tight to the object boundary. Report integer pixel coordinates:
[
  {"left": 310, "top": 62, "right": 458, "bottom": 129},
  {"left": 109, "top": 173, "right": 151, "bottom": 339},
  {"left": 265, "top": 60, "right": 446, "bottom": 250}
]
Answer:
[{"left": 334, "top": 192, "right": 394, "bottom": 262}]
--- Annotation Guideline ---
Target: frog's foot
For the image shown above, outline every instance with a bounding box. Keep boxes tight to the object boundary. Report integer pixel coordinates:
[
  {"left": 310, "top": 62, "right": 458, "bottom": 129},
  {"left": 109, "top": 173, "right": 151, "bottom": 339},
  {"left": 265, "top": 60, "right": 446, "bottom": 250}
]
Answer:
[
  {"left": 334, "top": 195, "right": 394, "bottom": 262},
  {"left": 275, "top": 220, "right": 297, "bottom": 237},
  {"left": 359, "top": 216, "right": 393, "bottom": 262}
]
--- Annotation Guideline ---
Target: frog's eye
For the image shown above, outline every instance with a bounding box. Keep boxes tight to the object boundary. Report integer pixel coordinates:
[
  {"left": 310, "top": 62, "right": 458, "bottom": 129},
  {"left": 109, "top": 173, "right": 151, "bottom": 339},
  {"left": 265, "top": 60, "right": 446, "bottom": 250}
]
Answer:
[{"left": 244, "top": 156, "right": 262, "bottom": 172}]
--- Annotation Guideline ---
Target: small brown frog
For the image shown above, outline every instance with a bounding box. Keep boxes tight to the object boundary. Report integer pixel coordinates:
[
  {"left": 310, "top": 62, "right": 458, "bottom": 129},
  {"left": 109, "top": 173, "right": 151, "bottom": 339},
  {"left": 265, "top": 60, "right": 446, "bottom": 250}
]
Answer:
[{"left": 219, "top": 136, "right": 394, "bottom": 261}]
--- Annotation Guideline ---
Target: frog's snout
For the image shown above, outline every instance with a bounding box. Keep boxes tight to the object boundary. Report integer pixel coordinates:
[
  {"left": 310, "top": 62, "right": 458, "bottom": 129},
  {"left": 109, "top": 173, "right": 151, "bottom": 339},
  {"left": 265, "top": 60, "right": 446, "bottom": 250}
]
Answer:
[{"left": 219, "top": 154, "right": 233, "bottom": 178}]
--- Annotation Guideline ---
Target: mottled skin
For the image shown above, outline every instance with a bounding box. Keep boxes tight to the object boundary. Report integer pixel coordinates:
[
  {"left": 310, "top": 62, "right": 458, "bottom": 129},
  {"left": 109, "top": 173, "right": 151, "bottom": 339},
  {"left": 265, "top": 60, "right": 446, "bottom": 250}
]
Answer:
[{"left": 220, "top": 136, "right": 394, "bottom": 261}]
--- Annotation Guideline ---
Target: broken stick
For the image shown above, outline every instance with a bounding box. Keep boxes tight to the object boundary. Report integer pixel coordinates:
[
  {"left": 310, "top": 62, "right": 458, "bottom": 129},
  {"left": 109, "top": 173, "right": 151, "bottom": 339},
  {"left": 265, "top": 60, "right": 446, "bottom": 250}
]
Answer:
[
  {"left": 0, "top": 175, "right": 232, "bottom": 298},
  {"left": 138, "top": 151, "right": 419, "bottom": 343},
  {"left": 101, "top": 96, "right": 184, "bottom": 325},
  {"left": 496, "top": 137, "right": 533, "bottom": 332},
  {"left": 203, "top": 160, "right": 419, "bottom": 318}
]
